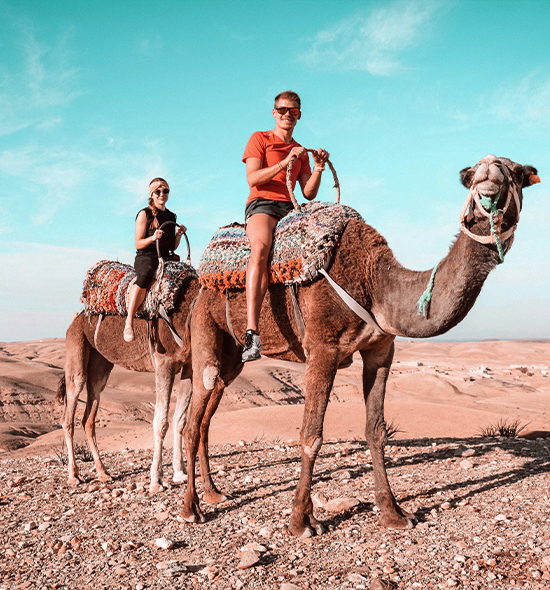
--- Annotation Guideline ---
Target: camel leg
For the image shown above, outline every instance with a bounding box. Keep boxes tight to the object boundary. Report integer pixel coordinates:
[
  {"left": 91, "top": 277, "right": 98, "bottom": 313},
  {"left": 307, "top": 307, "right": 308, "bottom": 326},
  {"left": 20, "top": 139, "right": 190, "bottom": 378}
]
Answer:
[
  {"left": 360, "top": 347, "right": 415, "bottom": 529},
  {"left": 83, "top": 349, "right": 114, "bottom": 482},
  {"left": 172, "top": 367, "right": 193, "bottom": 484},
  {"left": 289, "top": 349, "right": 338, "bottom": 538},
  {"left": 198, "top": 383, "right": 228, "bottom": 504},
  {"left": 62, "top": 326, "right": 90, "bottom": 485},
  {"left": 149, "top": 356, "right": 176, "bottom": 495},
  {"left": 180, "top": 345, "right": 223, "bottom": 523}
]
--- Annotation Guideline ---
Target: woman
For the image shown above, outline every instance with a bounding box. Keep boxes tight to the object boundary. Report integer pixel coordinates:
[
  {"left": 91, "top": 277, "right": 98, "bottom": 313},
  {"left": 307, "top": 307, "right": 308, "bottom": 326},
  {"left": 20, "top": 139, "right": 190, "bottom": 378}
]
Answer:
[
  {"left": 124, "top": 177, "right": 186, "bottom": 342},
  {"left": 241, "top": 90, "right": 329, "bottom": 362}
]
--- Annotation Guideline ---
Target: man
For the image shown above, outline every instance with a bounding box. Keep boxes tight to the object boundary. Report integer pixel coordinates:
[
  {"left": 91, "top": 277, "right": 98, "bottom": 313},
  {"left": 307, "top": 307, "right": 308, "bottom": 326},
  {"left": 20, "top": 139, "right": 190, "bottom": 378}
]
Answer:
[{"left": 241, "top": 90, "right": 329, "bottom": 361}]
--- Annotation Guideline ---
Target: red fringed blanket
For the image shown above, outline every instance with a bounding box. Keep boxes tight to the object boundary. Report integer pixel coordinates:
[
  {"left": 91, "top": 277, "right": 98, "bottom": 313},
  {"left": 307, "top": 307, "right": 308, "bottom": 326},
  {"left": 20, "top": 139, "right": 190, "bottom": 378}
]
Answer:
[
  {"left": 81, "top": 260, "right": 197, "bottom": 317},
  {"left": 198, "top": 202, "right": 363, "bottom": 292}
]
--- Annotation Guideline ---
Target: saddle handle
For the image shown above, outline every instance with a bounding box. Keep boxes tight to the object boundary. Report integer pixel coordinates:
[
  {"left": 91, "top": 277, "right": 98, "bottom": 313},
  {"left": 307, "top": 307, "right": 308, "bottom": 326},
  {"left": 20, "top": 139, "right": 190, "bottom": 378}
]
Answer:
[
  {"left": 286, "top": 148, "right": 340, "bottom": 211},
  {"left": 156, "top": 221, "right": 191, "bottom": 264}
]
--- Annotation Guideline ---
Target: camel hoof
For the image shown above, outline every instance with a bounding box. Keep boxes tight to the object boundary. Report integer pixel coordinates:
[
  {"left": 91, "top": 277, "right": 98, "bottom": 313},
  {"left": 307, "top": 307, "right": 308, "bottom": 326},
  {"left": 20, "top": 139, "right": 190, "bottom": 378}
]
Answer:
[
  {"left": 172, "top": 471, "right": 187, "bottom": 484},
  {"left": 149, "top": 483, "right": 166, "bottom": 495},
  {"left": 67, "top": 476, "right": 83, "bottom": 486},
  {"left": 97, "top": 472, "right": 112, "bottom": 483},
  {"left": 179, "top": 509, "right": 206, "bottom": 524},
  {"left": 379, "top": 513, "right": 415, "bottom": 530},
  {"left": 203, "top": 490, "right": 228, "bottom": 504}
]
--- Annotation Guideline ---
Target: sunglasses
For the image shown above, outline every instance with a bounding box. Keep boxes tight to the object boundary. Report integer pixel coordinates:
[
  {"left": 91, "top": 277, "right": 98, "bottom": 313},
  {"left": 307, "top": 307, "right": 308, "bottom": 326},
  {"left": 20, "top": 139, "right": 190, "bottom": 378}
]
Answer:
[
  {"left": 274, "top": 106, "right": 300, "bottom": 116},
  {"left": 153, "top": 188, "right": 170, "bottom": 196}
]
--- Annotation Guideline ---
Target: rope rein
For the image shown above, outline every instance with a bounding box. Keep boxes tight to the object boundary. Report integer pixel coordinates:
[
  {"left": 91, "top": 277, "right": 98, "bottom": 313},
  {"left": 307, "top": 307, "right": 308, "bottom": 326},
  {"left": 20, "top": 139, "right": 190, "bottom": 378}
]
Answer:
[{"left": 285, "top": 149, "right": 340, "bottom": 210}]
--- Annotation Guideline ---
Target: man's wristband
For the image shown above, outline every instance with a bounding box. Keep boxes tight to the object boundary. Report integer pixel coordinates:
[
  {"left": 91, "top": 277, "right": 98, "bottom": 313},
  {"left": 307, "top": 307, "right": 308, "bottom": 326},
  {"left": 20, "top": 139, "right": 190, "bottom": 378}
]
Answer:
[{"left": 314, "top": 166, "right": 325, "bottom": 172}]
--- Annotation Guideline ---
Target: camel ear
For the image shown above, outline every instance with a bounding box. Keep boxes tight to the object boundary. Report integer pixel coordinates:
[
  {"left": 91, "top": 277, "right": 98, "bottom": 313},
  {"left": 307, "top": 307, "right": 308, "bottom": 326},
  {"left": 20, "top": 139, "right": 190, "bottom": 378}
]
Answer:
[
  {"left": 522, "top": 165, "right": 540, "bottom": 188},
  {"left": 460, "top": 167, "right": 474, "bottom": 188}
]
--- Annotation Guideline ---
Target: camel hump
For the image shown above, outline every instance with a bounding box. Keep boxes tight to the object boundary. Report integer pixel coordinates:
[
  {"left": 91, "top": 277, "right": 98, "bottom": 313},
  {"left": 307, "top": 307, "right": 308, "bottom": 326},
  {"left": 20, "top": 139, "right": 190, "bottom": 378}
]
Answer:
[
  {"left": 56, "top": 374, "right": 66, "bottom": 405},
  {"left": 198, "top": 201, "right": 364, "bottom": 292},
  {"left": 81, "top": 260, "right": 197, "bottom": 319}
]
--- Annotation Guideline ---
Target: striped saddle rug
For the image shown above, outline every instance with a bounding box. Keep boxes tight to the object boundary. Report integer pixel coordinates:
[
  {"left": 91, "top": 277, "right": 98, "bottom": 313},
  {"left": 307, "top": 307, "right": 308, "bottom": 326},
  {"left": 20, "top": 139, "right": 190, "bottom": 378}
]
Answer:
[
  {"left": 198, "top": 201, "right": 363, "bottom": 292},
  {"left": 81, "top": 260, "right": 197, "bottom": 318}
]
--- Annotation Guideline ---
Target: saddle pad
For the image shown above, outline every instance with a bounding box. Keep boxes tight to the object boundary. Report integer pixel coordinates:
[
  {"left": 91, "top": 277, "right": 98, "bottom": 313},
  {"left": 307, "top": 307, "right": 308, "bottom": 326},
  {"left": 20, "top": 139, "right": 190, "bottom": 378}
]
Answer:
[
  {"left": 81, "top": 260, "right": 197, "bottom": 318},
  {"left": 198, "top": 201, "right": 363, "bottom": 292}
]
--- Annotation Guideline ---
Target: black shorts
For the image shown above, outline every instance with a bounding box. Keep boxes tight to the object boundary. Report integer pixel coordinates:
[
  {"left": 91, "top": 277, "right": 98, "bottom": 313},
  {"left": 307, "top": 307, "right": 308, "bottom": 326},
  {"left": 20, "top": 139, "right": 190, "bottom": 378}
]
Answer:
[
  {"left": 245, "top": 198, "right": 294, "bottom": 222},
  {"left": 134, "top": 253, "right": 159, "bottom": 289}
]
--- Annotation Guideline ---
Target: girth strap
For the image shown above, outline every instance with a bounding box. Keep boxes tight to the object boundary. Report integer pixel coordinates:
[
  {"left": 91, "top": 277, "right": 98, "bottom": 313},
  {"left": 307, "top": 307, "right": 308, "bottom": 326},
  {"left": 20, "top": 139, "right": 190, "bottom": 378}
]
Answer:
[
  {"left": 158, "top": 305, "right": 184, "bottom": 347},
  {"left": 319, "top": 268, "right": 387, "bottom": 335},
  {"left": 94, "top": 314, "right": 103, "bottom": 349},
  {"left": 289, "top": 284, "right": 306, "bottom": 342},
  {"left": 225, "top": 290, "right": 243, "bottom": 346}
]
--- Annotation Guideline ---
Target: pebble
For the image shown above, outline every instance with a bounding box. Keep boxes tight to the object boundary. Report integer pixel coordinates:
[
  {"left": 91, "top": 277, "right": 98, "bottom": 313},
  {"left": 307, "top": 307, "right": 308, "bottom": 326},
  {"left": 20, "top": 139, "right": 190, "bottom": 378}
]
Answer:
[
  {"left": 259, "top": 526, "right": 273, "bottom": 538},
  {"left": 461, "top": 449, "right": 476, "bottom": 457},
  {"left": 155, "top": 537, "right": 175, "bottom": 550},
  {"left": 460, "top": 459, "right": 474, "bottom": 469},
  {"left": 370, "top": 578, "right": 391, "bottom": 589},
  {"left": 237, "top": 549, "right": 261, "bottom": 569},
  {"left": 323, "top": 497, "right": 360, "bottom": 513},
  {"left": 24, "top": 521, "right": 37, "bottom": 531},
  {"left": 241, "top": 541, "right": 267, "bottom": 553},
  {"left": 280, "top": 584, "right": 302, "bottom": 590}
]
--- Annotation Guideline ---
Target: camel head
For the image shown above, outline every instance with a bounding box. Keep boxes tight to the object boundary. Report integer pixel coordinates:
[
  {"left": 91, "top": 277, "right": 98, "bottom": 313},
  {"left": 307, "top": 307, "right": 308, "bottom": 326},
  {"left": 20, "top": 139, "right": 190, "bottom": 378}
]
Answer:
[
  {"left": 458, "top": 155, "right": 539, "bottom": 255},
  {"left": 460, "top": 154, "right": 539, "bottom": 218}
]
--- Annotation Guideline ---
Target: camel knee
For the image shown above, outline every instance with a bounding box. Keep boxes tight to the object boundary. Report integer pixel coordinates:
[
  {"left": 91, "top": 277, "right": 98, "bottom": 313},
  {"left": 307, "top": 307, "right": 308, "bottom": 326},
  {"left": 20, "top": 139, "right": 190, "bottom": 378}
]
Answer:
[
  {"left": 202, "top": 365, "right": 219, "bottom": 391},
  {"left": 303, "top": 436, "right": 323, "bottom": 458}
]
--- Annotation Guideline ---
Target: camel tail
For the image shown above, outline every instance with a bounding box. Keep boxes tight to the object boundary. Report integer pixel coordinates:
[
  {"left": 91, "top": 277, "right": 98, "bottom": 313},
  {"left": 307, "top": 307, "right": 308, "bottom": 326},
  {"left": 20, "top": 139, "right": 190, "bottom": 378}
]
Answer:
[{"left": 56, "top": 374, "right": 67, "bottom": 406}]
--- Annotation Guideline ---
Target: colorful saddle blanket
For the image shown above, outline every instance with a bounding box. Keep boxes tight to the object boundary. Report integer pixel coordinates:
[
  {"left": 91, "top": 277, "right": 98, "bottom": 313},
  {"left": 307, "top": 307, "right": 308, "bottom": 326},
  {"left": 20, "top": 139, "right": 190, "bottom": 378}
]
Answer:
[
  {"left": 81, "top": 260, "right": 197, "bottom": 318},
  {"left": 198, "top": 201, "right": 363, "bottom": 292}
]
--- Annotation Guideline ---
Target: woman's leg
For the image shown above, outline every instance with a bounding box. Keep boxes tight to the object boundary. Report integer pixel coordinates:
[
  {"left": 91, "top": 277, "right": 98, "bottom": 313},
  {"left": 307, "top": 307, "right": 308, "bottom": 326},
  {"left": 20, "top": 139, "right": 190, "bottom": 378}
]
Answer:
[
  {"left": 243, "top": 213, "right": 278, "bottom": 360},
  {"left": 124, "top": 284, "right": 147, "bottom": 342}
]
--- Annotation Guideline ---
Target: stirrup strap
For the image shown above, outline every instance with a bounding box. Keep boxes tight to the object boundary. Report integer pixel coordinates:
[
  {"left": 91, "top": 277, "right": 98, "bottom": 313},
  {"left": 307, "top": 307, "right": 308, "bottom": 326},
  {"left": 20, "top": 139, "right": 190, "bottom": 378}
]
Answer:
[{"left": 319, "top": 268, "right": 387, "bottom": 335}]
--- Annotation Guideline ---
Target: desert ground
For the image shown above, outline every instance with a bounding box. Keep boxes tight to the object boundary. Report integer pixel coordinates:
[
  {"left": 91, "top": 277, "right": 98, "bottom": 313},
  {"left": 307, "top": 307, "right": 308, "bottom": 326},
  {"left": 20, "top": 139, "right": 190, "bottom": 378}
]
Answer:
[{"left": 1, "top": 338, "right": 549, "bottom": 589}]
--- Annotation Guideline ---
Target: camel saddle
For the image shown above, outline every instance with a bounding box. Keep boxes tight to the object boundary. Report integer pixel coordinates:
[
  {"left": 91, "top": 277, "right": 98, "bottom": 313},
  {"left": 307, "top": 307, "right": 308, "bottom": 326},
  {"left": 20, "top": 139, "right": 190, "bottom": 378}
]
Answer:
[
  {"left": 198, "top": 201, "right": 363, "bottom": 292},
  {"left": 81, "top": 260, "right": 197, "bottom": 318}
]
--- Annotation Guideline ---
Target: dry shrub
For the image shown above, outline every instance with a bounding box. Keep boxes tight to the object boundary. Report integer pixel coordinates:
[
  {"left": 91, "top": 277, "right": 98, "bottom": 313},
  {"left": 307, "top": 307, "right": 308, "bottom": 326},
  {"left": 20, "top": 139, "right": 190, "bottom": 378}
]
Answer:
[{"left": 478, "top": 418, "right": 527, "bottom": 439}]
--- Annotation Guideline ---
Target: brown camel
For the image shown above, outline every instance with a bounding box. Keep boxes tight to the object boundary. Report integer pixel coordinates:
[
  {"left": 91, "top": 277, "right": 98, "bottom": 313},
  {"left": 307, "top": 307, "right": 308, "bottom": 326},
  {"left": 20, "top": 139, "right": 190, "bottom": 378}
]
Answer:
[
  {"left": 58, "top": 277, "right": 202, "bottom": 494},
  {"left": 181, "top": 155, "right": 540, "bottom": 537}
]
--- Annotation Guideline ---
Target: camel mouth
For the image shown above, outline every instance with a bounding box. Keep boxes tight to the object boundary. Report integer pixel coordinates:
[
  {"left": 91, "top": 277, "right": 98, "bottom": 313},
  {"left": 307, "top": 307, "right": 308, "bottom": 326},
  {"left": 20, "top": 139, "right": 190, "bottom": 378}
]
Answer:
[{"left": 474, "top": 181, "right": 501, "bottom": 198}]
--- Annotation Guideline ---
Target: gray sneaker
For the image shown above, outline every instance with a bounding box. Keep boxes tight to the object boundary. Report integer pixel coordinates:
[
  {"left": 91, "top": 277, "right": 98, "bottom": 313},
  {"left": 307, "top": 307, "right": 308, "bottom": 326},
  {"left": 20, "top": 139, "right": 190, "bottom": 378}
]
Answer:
[{"left": 242, "top": 329, "right": 262, "bottom": 362}]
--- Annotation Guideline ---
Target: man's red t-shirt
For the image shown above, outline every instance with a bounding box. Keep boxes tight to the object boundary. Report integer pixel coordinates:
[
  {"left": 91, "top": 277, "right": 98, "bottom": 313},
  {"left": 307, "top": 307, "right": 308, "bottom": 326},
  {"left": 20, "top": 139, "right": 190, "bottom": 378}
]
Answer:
[{"left": 242, "top": 130, "right": 311, "bottom": 205}]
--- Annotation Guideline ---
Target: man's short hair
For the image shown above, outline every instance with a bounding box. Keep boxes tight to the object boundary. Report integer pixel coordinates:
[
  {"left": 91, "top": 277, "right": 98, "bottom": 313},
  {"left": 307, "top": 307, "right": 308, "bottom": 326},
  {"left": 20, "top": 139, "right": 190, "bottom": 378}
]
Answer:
[{"left": 274, "top": 90, "right": 301, "bottom": 108}]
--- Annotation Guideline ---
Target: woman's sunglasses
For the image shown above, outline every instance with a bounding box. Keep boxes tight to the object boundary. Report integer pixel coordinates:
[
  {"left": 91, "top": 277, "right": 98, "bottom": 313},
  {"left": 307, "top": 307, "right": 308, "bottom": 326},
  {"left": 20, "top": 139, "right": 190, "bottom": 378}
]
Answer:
[
  {"left": 275, "top": 106, "right": 300, "bottom": 116},
  {"left": 153, "top": 188, "right": 170, "bottom": 196}
]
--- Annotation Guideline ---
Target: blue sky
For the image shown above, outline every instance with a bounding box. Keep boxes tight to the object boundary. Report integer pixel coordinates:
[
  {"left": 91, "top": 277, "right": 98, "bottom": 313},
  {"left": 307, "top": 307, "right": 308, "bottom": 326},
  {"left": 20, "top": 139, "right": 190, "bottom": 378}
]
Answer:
[{"left": 0, "top": 0, "right": 548, "bottom": 342}]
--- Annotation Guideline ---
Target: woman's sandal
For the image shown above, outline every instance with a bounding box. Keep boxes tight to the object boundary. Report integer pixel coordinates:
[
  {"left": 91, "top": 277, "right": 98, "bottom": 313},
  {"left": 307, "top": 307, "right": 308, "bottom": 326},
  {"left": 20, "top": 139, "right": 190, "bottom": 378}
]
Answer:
[{"left": 123, "top": 326, "right": 134, "bottom": 342}]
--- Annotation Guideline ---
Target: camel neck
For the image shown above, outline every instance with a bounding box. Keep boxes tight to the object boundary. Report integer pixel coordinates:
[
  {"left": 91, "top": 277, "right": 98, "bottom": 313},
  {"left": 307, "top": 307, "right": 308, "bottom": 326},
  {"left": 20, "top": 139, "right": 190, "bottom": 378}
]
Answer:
[{"left": 371, "top": 224, "right": 501, "bottom": 338}]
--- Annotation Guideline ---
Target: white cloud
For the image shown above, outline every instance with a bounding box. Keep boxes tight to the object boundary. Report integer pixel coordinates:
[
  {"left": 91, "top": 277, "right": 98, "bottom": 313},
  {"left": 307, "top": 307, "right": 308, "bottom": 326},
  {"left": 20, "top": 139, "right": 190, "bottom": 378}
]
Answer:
[
  {"left": 299, "top": 0, "right": 445, "bottom": 75},
  {"left": 487, "top": 70, "right": 550, "bottom": 127},
  {"left": 0, "top": 14, "right": 81, "bottom": 139}
]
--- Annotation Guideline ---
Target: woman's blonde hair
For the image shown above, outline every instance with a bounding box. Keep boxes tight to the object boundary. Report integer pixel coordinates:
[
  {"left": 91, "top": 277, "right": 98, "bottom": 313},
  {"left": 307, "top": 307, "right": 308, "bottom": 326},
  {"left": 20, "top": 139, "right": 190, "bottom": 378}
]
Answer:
[{"left": 148, "top": 177, "right": 169, "bottom": 229}]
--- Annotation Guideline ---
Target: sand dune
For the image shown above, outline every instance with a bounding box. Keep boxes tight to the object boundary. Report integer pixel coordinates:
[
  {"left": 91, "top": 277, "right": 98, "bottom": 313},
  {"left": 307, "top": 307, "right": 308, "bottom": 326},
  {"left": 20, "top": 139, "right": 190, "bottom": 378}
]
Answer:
[{"left": 0, "top": 338, "right": 549, "bottom": 456}]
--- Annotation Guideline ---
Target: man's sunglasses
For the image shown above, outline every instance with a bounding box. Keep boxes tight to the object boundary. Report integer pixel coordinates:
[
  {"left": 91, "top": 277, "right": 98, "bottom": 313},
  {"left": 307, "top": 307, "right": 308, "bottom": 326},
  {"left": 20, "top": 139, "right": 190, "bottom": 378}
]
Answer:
[
  {"left": 153, "top": 188, "right": 170, "bottom": 196},
  {"left": 274, "top": 106, "right": 300, "bottom": 116}
]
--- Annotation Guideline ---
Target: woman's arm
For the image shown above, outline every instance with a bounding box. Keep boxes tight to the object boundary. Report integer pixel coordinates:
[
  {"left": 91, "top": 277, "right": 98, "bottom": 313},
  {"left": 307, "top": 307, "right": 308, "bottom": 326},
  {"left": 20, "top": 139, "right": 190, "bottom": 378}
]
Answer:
[
  {"left": 135, "top": 210, "right": 163, "bottom": 250},
  {"left": 173, "top": 224, "right": 187, "bottom": 250}
]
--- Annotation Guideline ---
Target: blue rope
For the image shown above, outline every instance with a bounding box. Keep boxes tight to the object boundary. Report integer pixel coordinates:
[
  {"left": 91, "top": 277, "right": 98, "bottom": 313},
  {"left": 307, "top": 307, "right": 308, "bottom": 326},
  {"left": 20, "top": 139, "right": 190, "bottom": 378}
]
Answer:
[
  {"left": 479, "top": 193, "right": 505, "bottom": 263},
  {"left": 417, "top": 260, "right": 441, "bottom": 316}
]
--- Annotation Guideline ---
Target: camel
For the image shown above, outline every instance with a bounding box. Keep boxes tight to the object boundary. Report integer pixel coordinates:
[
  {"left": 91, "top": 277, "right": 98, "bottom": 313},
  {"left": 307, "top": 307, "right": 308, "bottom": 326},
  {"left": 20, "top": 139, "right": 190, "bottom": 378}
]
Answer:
[
  {"left": 181, "top": 155, "right": 540, "bottom": 537},
  {"left": 58, "top": 276, "right": 200, "bottom": 494}
]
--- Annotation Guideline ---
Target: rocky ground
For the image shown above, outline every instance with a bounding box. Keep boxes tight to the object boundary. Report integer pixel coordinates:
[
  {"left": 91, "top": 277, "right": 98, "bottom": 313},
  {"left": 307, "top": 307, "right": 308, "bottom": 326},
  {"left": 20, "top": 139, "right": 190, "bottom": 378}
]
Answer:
[{"left": 1, "top": 435, "right": 550, "bottom": 590}]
